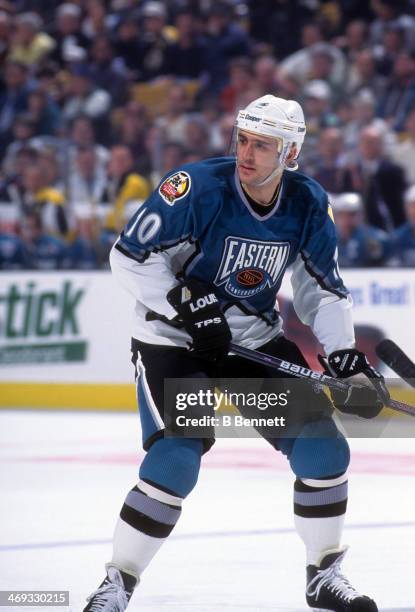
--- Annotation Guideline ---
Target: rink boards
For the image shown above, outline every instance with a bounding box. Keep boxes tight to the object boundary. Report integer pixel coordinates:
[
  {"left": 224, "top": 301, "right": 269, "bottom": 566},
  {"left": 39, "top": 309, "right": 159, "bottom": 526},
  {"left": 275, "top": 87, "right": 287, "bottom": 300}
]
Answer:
[{"left": 1, "top": 269, "right": 415, "bottom": 410}]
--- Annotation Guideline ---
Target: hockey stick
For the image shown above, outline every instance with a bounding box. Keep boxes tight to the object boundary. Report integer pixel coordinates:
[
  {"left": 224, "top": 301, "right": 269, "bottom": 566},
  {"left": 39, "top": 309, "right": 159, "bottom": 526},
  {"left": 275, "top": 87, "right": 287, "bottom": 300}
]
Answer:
[
  {"left": 376, "top": 339, "right": 415, "bottom": 389},
  {"left": 229, "top": 342, "right": 415, "bottom": 418}
]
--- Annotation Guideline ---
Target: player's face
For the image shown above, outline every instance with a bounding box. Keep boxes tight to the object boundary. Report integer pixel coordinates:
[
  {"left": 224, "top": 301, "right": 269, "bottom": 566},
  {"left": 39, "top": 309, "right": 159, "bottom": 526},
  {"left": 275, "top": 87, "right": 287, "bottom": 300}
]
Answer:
[{"left": 236, "top": 130, "right": 282, "bottom": 185}]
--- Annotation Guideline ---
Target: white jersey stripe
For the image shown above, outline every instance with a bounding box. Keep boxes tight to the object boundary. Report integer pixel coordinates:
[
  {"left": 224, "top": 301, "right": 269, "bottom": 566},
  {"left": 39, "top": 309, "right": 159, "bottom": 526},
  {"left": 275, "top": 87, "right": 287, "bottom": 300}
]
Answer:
[{"left": 136, "top": 354, "right": 165, "bottom": 430}]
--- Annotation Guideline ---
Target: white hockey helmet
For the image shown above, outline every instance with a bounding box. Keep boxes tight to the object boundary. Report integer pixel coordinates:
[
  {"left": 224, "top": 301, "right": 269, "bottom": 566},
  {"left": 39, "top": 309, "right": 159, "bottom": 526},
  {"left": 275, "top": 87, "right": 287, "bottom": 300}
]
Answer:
[{"left": 235, "top": 95, "right": 306, "bottom": 172}]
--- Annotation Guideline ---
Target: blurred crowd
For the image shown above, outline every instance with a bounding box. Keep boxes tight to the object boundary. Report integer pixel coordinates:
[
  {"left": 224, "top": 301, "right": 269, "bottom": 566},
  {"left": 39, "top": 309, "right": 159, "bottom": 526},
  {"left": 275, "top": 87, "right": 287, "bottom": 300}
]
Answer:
[{"left": 1, "top": 0, "right": 415, "bottom": 270}]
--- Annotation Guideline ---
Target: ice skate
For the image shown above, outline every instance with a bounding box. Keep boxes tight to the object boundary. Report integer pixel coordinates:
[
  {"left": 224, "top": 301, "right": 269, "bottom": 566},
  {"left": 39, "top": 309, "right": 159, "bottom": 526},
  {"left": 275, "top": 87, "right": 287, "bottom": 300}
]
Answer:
[
  {"left": 306, "top": 547, "right": 378, "bottom": 611},
  {"left": 83, "top": 564, "right": 138, "bottom": 612}
]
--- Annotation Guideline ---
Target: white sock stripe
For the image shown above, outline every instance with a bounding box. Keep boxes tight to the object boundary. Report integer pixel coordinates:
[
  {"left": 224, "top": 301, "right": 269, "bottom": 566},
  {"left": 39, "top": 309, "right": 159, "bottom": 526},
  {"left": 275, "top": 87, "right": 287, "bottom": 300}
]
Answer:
[
  {"left": 112, "top": 518, "right": 167, "bottom": 577},
  {"left": 294, "top": 514, "right": 345, "bottom": 566},
  {"left": 138, "top": 480, "right": 183, "bottom": 507},
  {"left": 301, "top": 473, "right": 348, "bottom": 488}
]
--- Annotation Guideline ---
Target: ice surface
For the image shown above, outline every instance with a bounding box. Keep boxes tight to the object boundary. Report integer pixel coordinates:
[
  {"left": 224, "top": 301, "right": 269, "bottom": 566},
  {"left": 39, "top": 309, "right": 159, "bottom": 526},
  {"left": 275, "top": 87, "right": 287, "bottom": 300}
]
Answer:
[{"left": 0, "top": 411, "right": 414, "bottom": 612}]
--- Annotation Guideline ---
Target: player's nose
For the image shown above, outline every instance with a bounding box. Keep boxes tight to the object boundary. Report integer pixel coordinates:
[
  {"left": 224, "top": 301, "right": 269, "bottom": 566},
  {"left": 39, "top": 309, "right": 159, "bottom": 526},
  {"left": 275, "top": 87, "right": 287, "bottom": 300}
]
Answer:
[{"left": 242, "top": 142, "right": 255, "bottom": 161}]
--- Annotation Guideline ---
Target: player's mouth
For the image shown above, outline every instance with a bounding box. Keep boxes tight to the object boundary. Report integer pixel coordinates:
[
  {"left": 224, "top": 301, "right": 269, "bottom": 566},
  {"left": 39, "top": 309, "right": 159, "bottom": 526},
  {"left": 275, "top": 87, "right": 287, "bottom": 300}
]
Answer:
[{"left": 238, "top": 164, "right": 256, "bottom": 173}]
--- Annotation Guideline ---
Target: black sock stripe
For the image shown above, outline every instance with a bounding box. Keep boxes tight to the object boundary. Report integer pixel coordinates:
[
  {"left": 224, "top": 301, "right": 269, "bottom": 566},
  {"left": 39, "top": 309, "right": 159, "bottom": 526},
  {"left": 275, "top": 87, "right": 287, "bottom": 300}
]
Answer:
[
  {"left": 294, "top": 499, "right": 348, "bottom": 518},
  {"left": 120, "top": 504, "right": 177, "bottom": 538}
]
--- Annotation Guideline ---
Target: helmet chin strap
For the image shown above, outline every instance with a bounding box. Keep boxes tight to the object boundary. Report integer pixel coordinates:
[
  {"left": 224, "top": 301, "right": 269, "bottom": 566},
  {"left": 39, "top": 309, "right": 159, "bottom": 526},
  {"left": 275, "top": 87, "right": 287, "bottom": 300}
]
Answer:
[
  {"left": 251, "top": 165, "right": 283, "bottom": 187},
  {"left": 236, "top": 141, "right": 297, "bottom": 188}
]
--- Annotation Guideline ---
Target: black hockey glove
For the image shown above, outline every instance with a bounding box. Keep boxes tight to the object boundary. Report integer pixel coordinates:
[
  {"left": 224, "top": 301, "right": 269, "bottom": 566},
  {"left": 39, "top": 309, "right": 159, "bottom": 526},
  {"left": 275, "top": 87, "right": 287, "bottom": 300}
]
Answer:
[
  {"left": 166, "top": 278, "right": 231, "bottom": 364},
  {"left": 318, "top": 349, "right": 390, "bottom": 419}
]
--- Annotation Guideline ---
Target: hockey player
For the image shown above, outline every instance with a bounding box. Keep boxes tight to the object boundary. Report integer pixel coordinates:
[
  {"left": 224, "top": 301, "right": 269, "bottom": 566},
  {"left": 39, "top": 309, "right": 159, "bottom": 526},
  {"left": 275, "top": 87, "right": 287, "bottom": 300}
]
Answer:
[{"left": 84, "top": 95, "right": 389, "bottom": 611}]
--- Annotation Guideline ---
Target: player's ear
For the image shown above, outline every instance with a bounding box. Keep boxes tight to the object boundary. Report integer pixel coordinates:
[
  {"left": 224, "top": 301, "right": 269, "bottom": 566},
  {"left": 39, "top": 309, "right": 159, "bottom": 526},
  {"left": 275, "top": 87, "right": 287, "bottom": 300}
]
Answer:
[{"left": 287, "top": 144, "right": 297, "bottom": 161}]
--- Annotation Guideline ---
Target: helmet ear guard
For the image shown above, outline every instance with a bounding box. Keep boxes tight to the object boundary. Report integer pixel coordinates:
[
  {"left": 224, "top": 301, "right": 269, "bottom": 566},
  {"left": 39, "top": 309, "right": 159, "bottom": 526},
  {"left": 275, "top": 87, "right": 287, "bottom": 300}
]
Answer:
[
  {"left": 234, "top": 95, "right": 306, "bottom": 173},
  {"left": 284, "top": 143, "right": 300, "bottom": 171}
]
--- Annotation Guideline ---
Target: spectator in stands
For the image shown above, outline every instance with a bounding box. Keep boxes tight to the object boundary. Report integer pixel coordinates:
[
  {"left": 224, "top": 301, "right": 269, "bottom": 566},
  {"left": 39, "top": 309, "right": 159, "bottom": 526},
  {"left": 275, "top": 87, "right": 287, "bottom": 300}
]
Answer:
[
  {"left": 370, "top": 0, "right": 415, "bottom": 48},
  {"left": 248, "top": 2, "right": 318, "bottom": 61},
  {"left": 307, "top": 43, "right": 346, "bottom": 100},
  {"left": 163, "top": 8, "right": 207, "bottom": 81},
  {"left": 149, "top": 141, "right": 186, "bottom": 187},
  {"left": 35, "top": 63, "right": 64, "bottom": 106},
  {"left": 331, "top": 191, "right": 390, "bottom": 267},
  {"left": 135, "top": 1, "right": 176, "bottom": 82},
  {"left": 280, "top": 31, "right": 346, "bottom": 92},
  {"left": 27, "top": 89, "right": 62, "bottom": 136},
  {"left": 88, "top": 35, "right": 129, "bottom": 107},
  {"left": 82, "top": 0, "right": 114, "bottom": 41},
  {"left": 279, "top": 20, "right": 324, "bottom": 83},
  {"left": 111, "top": 101, "right": 152, "bottom": 177},
  {"left": 387, "top": 184, "right": 415, "bottom": 267},
  {"left": 0, "top": 146, "right": 38, "bottom": 204},
  {"left": 342, "top": 88, "right": 396, "bottom": 154},
  {"left": 390, "top": 107, "right": 415, "bottom": 184},
  {"left": 345, "top": 48, "right": 387, "bottom": 97},
  {"left": 19, "top": 163, "right": 70, "bottom": 239},
  {"left": 20, "top": 209, "right": 68, "bottom": 270},
  {"left": 220, "top": 57, "right": 254, "bottom": 114},
  {"left": 68, "top": 115, "right": 110, "bottom": 171},
  {"left": 334, "top": 19, "right": 368, "bottom": 62},
  {"left": 67, "top": 144, "right": 107, "bottom": 210},
  {"left": 0, "top": 62, "right": 33, "bottom": 150},
  {"left": 66, "top": 216, "right": 100, "bottom": 269},
  {"left": 210, "top": 111, "right": 234, "bottom": 156},
  {"left": 253, "top": 55, "right": 279, "bottom": 96},
  {"left": 1, "top": 1, "right": 414, "bottom": 273},
  {"left": 375, "top": 22, "right": 407, "bottom": 78},
  {"left": 155, "top": 83, "right": 191, "bottom": 146},
  {"left": 183, "top": 115, "right": 211, "bottom": 160},
  {"left": 335, "top": 98, "right": 353, "bottom": 128},
  {"left": 344, "top": 125, "right": 406, "bottom": 230},
  {"left": 3, "top": 124, "right": 62, "bottom": 187},
  {"left": 8, "top": 12, "right": 55, "bottom": 68},
  {"left": 203, "top": 2, "right": 251, "bottom": 92},
  {"left": 50, "top": 3, "right": 89, "bottom": 67},
  {"left": 103, "top": 144, "right": 151, "bottom": 232},
  {"left": 0, "top": 11, "right": 11, "bottom": 65},
  {"left": 232, "top": 84, "right": 264, "bottom": 114},
  {"left": 311, "top": 127, "right": 348, "bottom": 193},
  {"left": 62, "top": 64, "right": 111, "bottom": 141},
  {"left": 0, "top": 230, "right": 26, "bottom": 269},
  {"left": 300, "top": 79, "right": 339, "bottom": 169},
  {"left": 113, "top": 13, "right": 141, "bottom": 80},
  {"left": 302, "top": 79, "right": 338, "bottom": 128},
  {"left": 37, "top": 147, "right": 63, "bottom": 190},
  {"left": 2, "top": 114, "right": 38, "bottom": 176},
  {"left": 377, "top": 49, "right": 415, "bottom": 132}
]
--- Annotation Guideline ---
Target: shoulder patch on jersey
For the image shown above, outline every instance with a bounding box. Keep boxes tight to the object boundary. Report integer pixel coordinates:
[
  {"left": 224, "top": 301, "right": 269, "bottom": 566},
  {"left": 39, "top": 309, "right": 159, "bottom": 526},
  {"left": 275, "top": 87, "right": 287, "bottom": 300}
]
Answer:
[{"left": 159, "top": 171, "right": 191, "bottom": 205}]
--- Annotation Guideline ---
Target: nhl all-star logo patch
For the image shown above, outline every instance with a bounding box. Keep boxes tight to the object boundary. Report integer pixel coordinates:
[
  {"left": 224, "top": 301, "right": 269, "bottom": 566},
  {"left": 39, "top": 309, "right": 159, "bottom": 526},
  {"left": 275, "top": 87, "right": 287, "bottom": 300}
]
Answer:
[
  {"left": 236, "top": 269, "right": 264, "bottom": 287},
  {"left": 214, "top": 236, "right": 290, "bottom": 298},
  {"left": 159, "top": 171, "right": 191, "bottom": 205}
]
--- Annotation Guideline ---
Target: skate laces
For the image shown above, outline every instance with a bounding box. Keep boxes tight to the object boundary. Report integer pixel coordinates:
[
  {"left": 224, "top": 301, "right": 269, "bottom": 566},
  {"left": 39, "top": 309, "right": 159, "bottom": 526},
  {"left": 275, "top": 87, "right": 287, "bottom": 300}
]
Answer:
[
  {"left": 306, "top": 555, "right": 359, "bottom": 602},
  {"left": 86, "top": 582, "right": 129, "bottom": 612}
]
